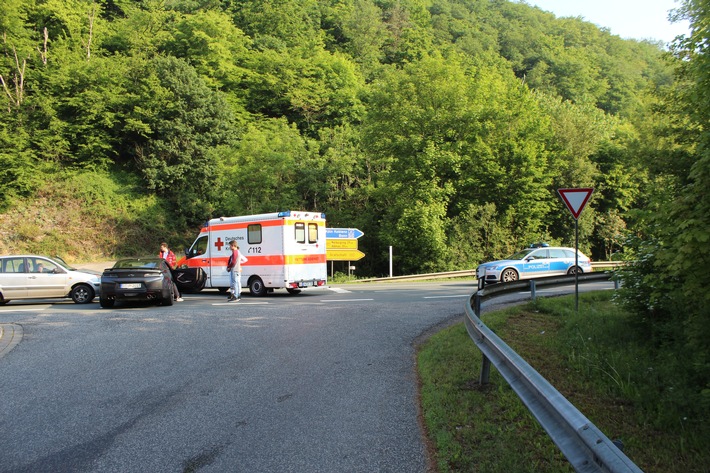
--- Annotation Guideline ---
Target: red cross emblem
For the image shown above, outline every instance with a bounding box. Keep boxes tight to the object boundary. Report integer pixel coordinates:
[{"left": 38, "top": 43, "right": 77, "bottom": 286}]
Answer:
[{"left": 214, "top": 237, "right": 224, "bottom": 251}]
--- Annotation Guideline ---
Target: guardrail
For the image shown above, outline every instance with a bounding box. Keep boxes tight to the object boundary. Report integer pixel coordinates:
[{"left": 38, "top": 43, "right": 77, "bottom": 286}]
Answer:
[
  {"left": 348, "top": 262, "right": 626, "bottom": 283},
  {"left": 464, "top": 273, "right": 643, "bottom": 473}
]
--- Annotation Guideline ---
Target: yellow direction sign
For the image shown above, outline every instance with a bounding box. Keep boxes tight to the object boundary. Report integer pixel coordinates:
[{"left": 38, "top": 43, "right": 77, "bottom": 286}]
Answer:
[
  {"left": 326, "top": 239, "right": 358, "bottom": 250},
  {"left": 327, "top": 249, "right": 365, "bottom": 261}
]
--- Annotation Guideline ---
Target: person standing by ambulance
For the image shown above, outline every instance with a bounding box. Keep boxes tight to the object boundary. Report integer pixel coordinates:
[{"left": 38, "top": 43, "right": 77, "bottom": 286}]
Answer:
[
  {"left": 226, "top": 240, "right": 248, "bottom": 302},
  {"left": 158, "top": 242, "right": 184, "bottom": 302}
]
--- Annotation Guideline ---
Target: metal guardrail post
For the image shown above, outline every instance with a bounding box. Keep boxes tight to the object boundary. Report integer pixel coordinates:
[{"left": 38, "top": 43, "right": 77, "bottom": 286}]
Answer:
[
  {"left": 473, "top": 292, "right": 492, "bottom": 385},
  {"left": 530, "top": 280, "right": 536, "bottom": 301}
]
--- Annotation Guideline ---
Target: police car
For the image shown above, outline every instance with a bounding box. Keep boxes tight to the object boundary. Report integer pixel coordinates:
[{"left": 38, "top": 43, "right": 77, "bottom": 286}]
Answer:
[{"left": 476, "top": 244, "right": 592, "bottom": 284}]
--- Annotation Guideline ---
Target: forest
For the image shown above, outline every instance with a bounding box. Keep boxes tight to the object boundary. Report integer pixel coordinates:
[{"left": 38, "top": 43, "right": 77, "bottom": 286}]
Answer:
[
  {"left": 2, "top": 0, "right": 709, "bottom": 451},
  {"left": 0, "top": 0, "right": 681, "bottom": 271}
]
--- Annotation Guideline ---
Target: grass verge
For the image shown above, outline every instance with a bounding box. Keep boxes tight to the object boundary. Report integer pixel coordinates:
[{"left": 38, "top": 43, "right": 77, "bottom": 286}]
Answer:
[{"left": 417, "top": 291, "right": 709, "bottom": 472}]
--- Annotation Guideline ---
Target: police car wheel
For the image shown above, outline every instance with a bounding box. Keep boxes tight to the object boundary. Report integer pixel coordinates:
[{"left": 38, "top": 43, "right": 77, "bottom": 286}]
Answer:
[{"left": 500, "top": 268, "right": 519, "bottom": 283}]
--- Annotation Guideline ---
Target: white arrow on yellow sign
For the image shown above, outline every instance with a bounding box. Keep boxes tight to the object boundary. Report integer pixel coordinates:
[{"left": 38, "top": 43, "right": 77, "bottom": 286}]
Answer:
[
  {"left": 326, "top": 249, "right": 365, "bottom": 261},
  {"left": 326, "top": 239, "right": 358, "bottom": 250}
]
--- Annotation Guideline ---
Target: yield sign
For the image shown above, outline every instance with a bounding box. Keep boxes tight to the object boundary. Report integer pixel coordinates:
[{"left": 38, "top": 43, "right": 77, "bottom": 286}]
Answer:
[{"left": 557, "top": 188, "right": 594, "bottom": 219}]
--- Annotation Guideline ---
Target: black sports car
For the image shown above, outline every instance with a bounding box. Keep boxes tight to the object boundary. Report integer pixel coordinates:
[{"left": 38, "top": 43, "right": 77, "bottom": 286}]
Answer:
[{"left": 100, "top": 258, "right": 175, "bottom": 308}]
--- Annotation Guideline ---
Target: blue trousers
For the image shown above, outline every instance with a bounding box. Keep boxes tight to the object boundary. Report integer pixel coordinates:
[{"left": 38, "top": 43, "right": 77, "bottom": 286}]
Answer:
[{"left": 229, "top": 270, "right": 241, "bottom": 298}]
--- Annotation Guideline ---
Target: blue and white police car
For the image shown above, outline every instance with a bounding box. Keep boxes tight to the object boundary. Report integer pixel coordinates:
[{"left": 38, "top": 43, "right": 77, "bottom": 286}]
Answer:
[{"left": 476, "top": 244, "right": 592, "bottom": 284}]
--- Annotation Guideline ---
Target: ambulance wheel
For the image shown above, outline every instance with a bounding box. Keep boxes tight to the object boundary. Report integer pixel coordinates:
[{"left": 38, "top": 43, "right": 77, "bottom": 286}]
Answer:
[
  {"left": 286, "top": 288, "right": 302, "bottom": 295},
  {"left": 249, "top": 277, "right": 267, "bottom": 297}
]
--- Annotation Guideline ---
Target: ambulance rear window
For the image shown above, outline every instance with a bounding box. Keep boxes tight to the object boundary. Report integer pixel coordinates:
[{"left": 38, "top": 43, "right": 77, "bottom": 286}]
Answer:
[
  {"left": 295, "top": 223, "right": 305, "bottom": 243},
  {"left": 308, "top": 223, "right": 318, "bottom": 244},
  {"left": 248, "top": 224, "right": 262, "bottom": 244}
]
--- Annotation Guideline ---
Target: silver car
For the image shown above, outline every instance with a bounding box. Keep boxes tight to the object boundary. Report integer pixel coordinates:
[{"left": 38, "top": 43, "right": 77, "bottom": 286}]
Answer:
[{"left": 0, "top": 255, "right": 101, "bottom": 304}]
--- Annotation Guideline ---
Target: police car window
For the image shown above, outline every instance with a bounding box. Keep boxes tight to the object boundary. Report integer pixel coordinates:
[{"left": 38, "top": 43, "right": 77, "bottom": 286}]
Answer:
[
  {"left": 248, "top": 224, "right": 262, "bottom": 244},
  {"left": 531, "top": 250, "right": 549, "bottom": 259},
  {"left": 308, "top": 223, "right": 318, "bottom": 244},
  {"left": 549, "top": 249, "right": 566, "bottom": 258},
  {"left": 295, "top": 223, "right": 306, "bottom": 243}
]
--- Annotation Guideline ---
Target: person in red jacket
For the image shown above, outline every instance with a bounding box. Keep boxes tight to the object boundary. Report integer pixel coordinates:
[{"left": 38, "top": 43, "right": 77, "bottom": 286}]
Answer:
[{"left": 158, "top": 242, "right": 183, "bottom": 302}]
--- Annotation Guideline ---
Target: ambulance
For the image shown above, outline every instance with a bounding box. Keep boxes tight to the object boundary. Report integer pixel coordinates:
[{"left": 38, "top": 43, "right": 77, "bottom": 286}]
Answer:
[{"left": 173, "top": 211, "right": 327, "bottom": 296}]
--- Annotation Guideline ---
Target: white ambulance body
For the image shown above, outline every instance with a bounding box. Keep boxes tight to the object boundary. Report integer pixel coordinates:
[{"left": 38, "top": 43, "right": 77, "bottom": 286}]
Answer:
[{"left": 175, "top": 211, "right": 327, "bottom": 296}]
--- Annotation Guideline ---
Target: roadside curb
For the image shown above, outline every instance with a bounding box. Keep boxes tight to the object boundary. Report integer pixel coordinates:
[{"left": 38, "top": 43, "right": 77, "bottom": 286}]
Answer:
[{"left": 0, "top": 323, "right": 23, "bottom": 360}]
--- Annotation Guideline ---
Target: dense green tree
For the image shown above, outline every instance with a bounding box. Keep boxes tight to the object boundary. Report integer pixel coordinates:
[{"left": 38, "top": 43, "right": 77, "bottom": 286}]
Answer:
[
  {"left": 158, "top": 9, "right": 253, "bottom": 91},
  {"left": 215, "top": 117, "right": 311, "bottom": 215},
  {"left": 229, "top": 0, "right": 324, "bottom": 50},
  {"left": 119, "top": 56, "right": 235, "bottom": 223},
  {"left": 613, "top": 0, "right": 710, "bottom": 422}
]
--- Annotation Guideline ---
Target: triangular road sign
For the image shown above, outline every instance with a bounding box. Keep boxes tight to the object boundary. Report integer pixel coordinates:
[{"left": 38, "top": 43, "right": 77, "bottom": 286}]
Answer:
[{"left": 557, "top": 188, "right": 594, "bottom": 219}]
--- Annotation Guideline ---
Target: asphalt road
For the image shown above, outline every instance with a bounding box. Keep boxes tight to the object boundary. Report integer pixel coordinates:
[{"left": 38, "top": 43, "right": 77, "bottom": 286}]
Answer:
[
  {"left": 0, "top": 279, "right": 613, "bottom": 472},
  {"left": 0, "top": 281, "right": 477, "bottom": 473}
]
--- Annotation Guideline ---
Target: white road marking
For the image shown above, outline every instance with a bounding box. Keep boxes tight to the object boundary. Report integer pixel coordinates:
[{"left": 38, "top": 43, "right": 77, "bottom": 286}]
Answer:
[
  {"left": 423, "top": 295, "right": 470, "bottom": 299},
  {"left": 212, "top": 302, "right": 270, "bottom": 306},
  {"left": 320, "top": 299, "right": 374, "bottom": 302},
  {"left": 328, "top": 287, "right": 352, "bottom": 294},
  {"left": 0, "top": 308, "right": 47, "bottom": 312}
]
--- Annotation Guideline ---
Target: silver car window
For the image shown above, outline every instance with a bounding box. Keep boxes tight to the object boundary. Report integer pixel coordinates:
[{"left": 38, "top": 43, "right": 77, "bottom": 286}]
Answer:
[
  {"left": 30, "top": 257, "right": 60, "bottom": 273},
  {"left": 1, "top": 257, "right": 26, "bottom": 273}
]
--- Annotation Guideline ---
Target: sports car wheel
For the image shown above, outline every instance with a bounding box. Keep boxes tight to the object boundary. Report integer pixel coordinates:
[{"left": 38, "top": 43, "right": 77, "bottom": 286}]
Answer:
[
  {"left": 500, "top": 268, "right": 519, "bottom": 283},
  {"left": 162, "top": 284, "right": 174, "bottom": 306},
  {"left": 100, "top": 297, "right": 115, "bottom": 308},
  {"left": 71, "top": 284, "right": 95, "bottom": 304}
]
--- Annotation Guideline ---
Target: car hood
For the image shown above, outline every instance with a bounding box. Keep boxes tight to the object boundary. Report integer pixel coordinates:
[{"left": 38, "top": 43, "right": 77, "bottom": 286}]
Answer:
[
  {"left": 477, "top": 259, "right": 519, "bottom": 268},
  {"left": 73, "top": 268, "right": 102, "bottom": 276}
]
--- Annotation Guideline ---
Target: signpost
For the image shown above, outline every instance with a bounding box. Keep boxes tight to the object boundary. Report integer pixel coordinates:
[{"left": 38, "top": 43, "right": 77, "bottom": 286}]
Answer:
[
  {"left": 557, "top": 188, "right": 594, "bottom": 311},
  {"left": 326, "top": 228, "right": 365, "bottom": 276},
  {"left": 326, "top": 249, "right": 366, "bottom": 261},
  {"left": 326, "top": 228, "right": 364, "bottom": 240},
  {"left": 326, "top": 239, "right": 358, "bottom": 250}
]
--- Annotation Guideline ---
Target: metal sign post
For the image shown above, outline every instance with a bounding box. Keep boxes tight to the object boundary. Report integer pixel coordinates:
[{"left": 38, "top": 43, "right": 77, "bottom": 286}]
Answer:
[{"left": 557, "top": 188, "right": 594, "bottom": 311}]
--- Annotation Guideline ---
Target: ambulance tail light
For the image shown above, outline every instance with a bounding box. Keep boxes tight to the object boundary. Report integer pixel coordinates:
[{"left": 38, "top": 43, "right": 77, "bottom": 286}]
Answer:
[{"left": 317, "top": 280, "right": 326, "bottom": 287}]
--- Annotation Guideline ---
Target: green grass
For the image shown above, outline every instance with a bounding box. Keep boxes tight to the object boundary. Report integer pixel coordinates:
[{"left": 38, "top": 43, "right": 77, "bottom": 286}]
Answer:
[
  {"left": 417, "top": 291, "right": 710, "bottom": 472},
  {"left": 0, "top": 169, "right": 192, "bottom": 262}
]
